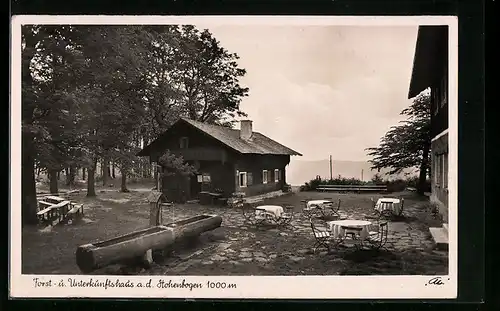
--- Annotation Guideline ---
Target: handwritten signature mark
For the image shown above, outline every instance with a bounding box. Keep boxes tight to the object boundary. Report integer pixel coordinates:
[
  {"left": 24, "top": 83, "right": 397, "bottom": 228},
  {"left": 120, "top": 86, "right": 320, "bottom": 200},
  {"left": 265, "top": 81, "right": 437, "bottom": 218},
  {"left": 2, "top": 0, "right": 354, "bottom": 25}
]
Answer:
[{"left": 425, "top": 276, "right": 450, "bottom": 286}]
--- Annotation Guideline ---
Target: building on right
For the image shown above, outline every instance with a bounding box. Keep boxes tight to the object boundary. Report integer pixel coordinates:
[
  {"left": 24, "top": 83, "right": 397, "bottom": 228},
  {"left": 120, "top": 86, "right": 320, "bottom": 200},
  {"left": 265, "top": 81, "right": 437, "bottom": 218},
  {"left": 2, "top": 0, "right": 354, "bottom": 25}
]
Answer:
[{"left": 408, "top": 25, "right": 449, "bottom": 246}]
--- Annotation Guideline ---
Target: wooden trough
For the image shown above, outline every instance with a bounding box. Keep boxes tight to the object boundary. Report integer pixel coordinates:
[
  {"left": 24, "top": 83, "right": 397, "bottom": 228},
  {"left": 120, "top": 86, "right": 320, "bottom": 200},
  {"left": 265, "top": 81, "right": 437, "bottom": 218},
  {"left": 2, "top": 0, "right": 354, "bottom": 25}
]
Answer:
[{"left": 75, "top": 214, "right": 222, "bottom": 273}]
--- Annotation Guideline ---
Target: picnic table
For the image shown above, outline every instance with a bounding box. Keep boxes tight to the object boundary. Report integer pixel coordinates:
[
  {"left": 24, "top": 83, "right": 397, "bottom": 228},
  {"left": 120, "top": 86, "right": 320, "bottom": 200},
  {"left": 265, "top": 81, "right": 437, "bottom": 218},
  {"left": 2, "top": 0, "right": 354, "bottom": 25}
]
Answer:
[
  {"left": 37, "top": 196, "right": 84, "bottom": 226},
  {"left": 45, "top": 195, "right": 67, "bottom": 204}
]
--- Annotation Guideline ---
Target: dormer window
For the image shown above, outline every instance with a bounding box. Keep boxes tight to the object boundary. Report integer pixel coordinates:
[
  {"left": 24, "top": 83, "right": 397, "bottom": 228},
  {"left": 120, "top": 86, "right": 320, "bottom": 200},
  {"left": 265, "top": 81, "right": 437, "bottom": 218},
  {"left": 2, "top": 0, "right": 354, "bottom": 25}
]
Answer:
[{"left": 179, "top": 137, "right": 189, "bottom": 149}]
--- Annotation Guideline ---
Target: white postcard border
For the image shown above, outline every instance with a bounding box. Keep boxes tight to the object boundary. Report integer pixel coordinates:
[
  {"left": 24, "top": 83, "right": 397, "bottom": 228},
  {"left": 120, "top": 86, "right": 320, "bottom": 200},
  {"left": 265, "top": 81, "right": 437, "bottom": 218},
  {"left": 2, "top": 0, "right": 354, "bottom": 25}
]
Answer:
[{"left": 10, "top": 15, "right": 458, "bottom": 299}]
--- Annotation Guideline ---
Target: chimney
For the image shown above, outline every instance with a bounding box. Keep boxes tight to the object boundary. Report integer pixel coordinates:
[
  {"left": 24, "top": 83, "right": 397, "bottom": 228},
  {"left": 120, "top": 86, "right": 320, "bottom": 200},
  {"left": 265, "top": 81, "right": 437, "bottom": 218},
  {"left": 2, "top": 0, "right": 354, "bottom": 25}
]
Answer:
[{"left": 240, "top": 120, "right": 253, "bottom": 140}]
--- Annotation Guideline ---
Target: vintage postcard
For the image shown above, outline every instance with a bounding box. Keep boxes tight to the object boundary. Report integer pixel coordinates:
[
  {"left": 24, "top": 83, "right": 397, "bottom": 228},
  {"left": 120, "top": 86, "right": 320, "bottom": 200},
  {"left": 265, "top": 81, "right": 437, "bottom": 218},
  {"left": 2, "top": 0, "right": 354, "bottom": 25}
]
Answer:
[{"left": 10, "top": 15, "right": 457, "bottom": 299}]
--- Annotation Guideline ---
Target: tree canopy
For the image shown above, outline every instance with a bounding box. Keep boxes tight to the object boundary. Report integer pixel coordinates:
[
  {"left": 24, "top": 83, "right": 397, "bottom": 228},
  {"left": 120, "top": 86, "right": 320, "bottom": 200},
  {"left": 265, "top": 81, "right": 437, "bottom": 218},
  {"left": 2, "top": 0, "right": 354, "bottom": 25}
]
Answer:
[
  {"left": 366, "top": 90, "right": 431, "bottom": 193},
  {"left": 21, "top": 25, "right": 249, "bottom": 225}
]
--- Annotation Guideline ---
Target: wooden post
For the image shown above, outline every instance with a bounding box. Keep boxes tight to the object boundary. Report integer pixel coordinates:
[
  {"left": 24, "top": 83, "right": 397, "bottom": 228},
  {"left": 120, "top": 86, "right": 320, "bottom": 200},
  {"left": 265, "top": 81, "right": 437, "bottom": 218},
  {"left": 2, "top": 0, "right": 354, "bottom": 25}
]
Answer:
[
  {"left": 329, "top": 155, "right": 333, "bottom": 180},
  {"left": 145, "top": 190, "right": 167, "bottom": 266}
]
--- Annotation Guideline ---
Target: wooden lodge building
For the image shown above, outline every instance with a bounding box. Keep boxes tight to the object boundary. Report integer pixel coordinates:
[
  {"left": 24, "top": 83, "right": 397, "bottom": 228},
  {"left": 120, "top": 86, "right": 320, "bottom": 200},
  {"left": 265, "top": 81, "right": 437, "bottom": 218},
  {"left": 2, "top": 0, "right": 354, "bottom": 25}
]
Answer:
[
  {"left": 408, "top": 26, "right": 449, "bottom": 238},
  {"left": 137, "top": 118, "right": 302, "bottom": 203}
]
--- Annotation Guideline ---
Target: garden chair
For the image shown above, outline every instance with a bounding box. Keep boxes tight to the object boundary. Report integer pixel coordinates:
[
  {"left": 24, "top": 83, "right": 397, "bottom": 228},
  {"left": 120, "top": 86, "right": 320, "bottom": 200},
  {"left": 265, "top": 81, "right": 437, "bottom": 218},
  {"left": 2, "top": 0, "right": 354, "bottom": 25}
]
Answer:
[
  {"left": 398, "top": 197, "right": 405, "bottom": 216},
  {"left": 367, "top": 197, "right": 381, "bottom": 220},
  {"left": 340, "top": 226, "right": 364, "bottom": 250},
  {"left": 277, "top": 204, "right": 295, "bottom": 228},
  {"left": 229, "top": 198, "right": 245, "bottom": 209},
  {"left": 241, "top": 202, "right": 269, "bottom": 226},
  {"left": 371, "top": 197, "right": 393, "bottom": 220},
  {"left": 301, "top": 199, "right": 316, "bottom": 218},
  {"left": 323, "top": 198, "right": 342, "bottom": 219},
  {"left": 366, "top": 221, "right": 389, "bottom": 250},
  {"left": 309, "top": 218, "right": 340, "bottom": 253}
]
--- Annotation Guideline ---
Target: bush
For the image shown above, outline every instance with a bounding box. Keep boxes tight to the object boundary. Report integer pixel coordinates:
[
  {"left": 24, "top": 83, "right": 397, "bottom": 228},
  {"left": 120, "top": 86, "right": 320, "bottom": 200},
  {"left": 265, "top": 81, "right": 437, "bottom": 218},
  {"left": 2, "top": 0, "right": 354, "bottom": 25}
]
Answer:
[
  {"left": 299, "top": 175, "right": 365, "bottom": 191},
  {"left": 403, "top": 176, "right": 431, "bottom": 192},
  {"left": 369, "top": 173, "right": 385, "bottom": 185},
  {"left": 299, "top": 173, "right": 431, "bottom": 193},
  {"left": 282, "top": 183, "right": 292, "bottom": 192},
  {"left": 386, "top": 179, "right": 407, "bottom": 193}
]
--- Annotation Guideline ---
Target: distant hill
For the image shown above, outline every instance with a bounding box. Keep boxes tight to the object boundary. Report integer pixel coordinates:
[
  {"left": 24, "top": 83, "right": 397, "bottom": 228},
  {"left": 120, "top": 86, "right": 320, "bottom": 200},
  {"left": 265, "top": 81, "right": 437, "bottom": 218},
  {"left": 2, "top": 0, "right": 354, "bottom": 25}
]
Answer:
[{"left": 286, "top": 159, "right": 418, "bottom": 186}]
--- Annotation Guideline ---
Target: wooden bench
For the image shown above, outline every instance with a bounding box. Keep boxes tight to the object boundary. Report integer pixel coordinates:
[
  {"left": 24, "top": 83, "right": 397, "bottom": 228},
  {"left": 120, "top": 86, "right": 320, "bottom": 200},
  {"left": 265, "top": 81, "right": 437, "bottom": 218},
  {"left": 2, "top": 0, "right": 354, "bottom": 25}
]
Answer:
[
  {"left": 37, "top": 200, "right": 71, "bottom": 225},
  {"left": 38, "top": 200, "right": 55, "bottom": 210},
  {"left": 37, "top": 206, "right": 56, "bottom": 222},
  {"left": 66, "top": 204, "right": 84, "bottom": 223},
  {"left": 317, "top": 185, "right": 387, "bottom": 193}
]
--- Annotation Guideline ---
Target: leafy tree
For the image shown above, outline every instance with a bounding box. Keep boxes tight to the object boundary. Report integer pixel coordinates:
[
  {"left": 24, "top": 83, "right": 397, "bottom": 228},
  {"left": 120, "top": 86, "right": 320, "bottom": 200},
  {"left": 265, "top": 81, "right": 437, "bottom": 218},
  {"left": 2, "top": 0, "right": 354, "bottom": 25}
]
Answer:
[
  {"left": 366, "top": 91, "right": 431, "bottom": 194},
  {"left": 21, "top": 25, "right": 83, "bottom": 223},
  {"left": 65, "top": 25, "right": 149, "bottom": 195},
  {"left": 20, "top": 25, "right": 250, "bottom": 224},
  {"left": 175, "top": 26, "right": 249, "bottom": 125},
  {"left": 158, "top": 151, "right": 197, "bottom": 177}
]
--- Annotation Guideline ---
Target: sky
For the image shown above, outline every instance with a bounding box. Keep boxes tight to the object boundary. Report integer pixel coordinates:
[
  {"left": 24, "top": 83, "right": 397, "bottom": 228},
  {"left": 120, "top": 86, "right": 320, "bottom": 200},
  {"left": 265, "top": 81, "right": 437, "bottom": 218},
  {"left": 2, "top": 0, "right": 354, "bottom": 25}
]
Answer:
[{"left": 198, "top": 25, "right": 419, "bottom": 162}]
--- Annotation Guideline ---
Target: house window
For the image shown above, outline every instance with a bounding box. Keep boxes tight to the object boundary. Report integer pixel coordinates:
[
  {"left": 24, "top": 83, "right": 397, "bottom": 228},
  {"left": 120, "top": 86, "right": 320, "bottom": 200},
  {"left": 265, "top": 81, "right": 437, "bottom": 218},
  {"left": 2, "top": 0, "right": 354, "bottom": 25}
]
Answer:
[
  {"left": 440, "top": 74, "right": 448, "bottom": 108},
  {"left": 179, "top": 137, "right": 189, "bottom": 149},
  {"left": 239, "top": 172, "right": 247, "bottom": 188},
  {"left": 432, "top": 88, "right": 439, "bottom": 116},
  {"left": 247, "top": 172, "right": 253, "bottom": 186},
  {"left": 202, "top": 173, "right": 211, "bottom": 183},
  {"left": 274, "top": 169, "right": 280, "bottom": 182},
  {"left": 434, "top": 154, "right": 441, "bottom": 187},
  {"left": 443, "top": 153, "right": 448, "bottom": 189},
  {"left": 262, "top": 170, "right": 269, "bottom": 184},
  {"left": 434, "top": 153, "right": 448, "bottom": 189}
]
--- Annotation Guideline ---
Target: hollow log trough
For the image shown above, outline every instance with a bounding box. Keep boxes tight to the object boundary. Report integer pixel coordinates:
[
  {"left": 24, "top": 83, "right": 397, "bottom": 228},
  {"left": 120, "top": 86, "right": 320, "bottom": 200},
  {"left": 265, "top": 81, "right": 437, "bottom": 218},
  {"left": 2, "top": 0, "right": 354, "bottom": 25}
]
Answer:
[{"left": 75, "top": 214, "right": 223, "bottom": 274}]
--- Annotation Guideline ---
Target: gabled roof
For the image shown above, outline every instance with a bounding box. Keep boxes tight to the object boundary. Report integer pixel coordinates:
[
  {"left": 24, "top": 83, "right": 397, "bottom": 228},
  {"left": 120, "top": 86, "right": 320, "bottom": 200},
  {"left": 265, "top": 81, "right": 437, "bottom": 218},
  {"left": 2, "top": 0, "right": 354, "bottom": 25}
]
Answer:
[
  {"left": 408, "top": 26, "right": 449, "bottom": 99},
  {"left": 137, "top": 118, "right": 302, "bottom": 157}
]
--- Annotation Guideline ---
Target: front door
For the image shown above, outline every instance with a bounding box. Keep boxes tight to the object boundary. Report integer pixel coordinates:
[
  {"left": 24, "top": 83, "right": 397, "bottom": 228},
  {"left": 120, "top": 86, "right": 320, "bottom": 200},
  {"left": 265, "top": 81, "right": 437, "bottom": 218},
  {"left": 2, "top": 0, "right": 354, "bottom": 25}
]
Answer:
[{"left": 190, "top": 174, "right": 202, "bottom": 198}]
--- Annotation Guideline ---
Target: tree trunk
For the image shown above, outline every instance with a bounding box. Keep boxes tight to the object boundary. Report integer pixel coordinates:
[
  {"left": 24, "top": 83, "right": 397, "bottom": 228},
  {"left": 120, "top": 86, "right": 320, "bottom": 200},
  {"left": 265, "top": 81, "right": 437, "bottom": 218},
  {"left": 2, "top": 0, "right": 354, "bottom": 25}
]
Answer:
[
  {"left": 107, "top": 164, "right": 112, "bottom": 180},
  {"left": 57, "top": 171, "right": 60, "bottom": 180},
  {"left": 121, "top": 168, "right": 129, "bottom": 192},
  {"left": 66, "top": 165, "right": 76, "bottom": 187},
  {"left": 153, "top": 164, "right": 158, "bottom": 190},
  {"left": 21, "top": 30, "right": 41, "bottom": 226},
  {"left": 102, "top": 160, "right": 109, "bottom": 186},
  {"left": 21, "top": 132, "right": 38, "bottom": 226},
  {"left": 87, "top": 158, "right": 97, "bottom": 197},
  {"left": 82, "top": 167, "right": 86, "bottom": 180},
  {"left": 49, "top": 169, "right": 59, "bottom": 194},
  {"left": 417, "top": 142, "right": 430, "bottom": 195},
  {"left": 112, "top": 161, "right": 116, "bottom": 179}
]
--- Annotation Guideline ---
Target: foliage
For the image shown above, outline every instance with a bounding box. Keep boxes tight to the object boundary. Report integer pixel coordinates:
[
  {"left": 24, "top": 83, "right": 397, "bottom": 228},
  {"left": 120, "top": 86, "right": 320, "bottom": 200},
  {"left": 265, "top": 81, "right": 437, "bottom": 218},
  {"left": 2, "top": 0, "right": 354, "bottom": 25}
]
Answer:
[
  {"left": 299, "top": 175, "right": 366, "bottom": 191},
  {"left": 299, "top": 174, "right": 430, "bottom": 193},
  {"left": 21, "top": 24, "right": 250, "bottom": 224},
  {"left": 366, "top": 91, "right": 431, "bottom": 194},
  {"left": 370, "top": 173, "right": 385, "bottom": 185},
  {"left": 366, "top": 91, "right": 431, "bottom": 175},
  {"left": 158, "top": 151, "right": 198, "bottom": 177}
]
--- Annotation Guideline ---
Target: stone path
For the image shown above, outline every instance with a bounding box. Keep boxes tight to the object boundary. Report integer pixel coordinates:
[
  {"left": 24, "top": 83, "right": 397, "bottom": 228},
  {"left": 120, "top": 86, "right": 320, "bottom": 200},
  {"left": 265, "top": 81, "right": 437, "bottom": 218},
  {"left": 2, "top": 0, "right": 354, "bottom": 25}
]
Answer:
[{"left": 141, "top": 194, "right": 447, "bottom": 276}]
